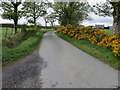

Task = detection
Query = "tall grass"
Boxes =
[2,31,46,65]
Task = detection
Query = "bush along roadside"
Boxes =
[55,25,120,70]
[2,30,47,66]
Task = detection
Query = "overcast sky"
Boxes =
[0,0,113,26]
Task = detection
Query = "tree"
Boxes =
[22,2,51,26]
[1,0,22,34]
[52,2,91,26]
[47,13,57,28]
[93,0,120,35]
[43,14,49,29]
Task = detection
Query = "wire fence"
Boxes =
[2,27,21,37]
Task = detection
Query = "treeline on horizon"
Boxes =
[0,24,59,29]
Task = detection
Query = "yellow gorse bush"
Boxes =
[56,24,120,56]
[98,35,120,56]
[29,24,34,26]
[28,24,39,31]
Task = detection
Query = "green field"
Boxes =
[0,27,112,36]
[0,27,21,37]
[104,29,112,35]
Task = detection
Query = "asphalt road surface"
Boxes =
[2,31,118,88]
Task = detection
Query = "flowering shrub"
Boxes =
[28,24,39,31]
[29,24,35,27]
[98,35,120,56]
[56,24,120,56]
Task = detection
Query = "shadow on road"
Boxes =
[2,50,47,88]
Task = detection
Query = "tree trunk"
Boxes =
[34,17,36,26]
[112,16,120,35]
[33,2,36,26]
[51,22,53,29]
[13,3,18,34]
[14,19,18,34]
[111,2,120,35]
[45,22,47,29]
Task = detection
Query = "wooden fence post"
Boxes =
[5,27,8,37]
[11,27,13,36]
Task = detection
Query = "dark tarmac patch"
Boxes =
[2,51,47,88]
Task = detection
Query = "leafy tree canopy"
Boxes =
[52,1,92,26]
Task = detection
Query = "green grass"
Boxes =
[104,29,112,35]
[0,27,21,37]
[0,27,54,37]
[56,32,120,70]
[40,28,55,31]
[2,30,50,66]
[2,33,25,48]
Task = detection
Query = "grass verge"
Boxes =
[56,32,120,70]
[2,30,50,66]
[104,29,112,35]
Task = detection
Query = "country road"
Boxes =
[2,31,118,88]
